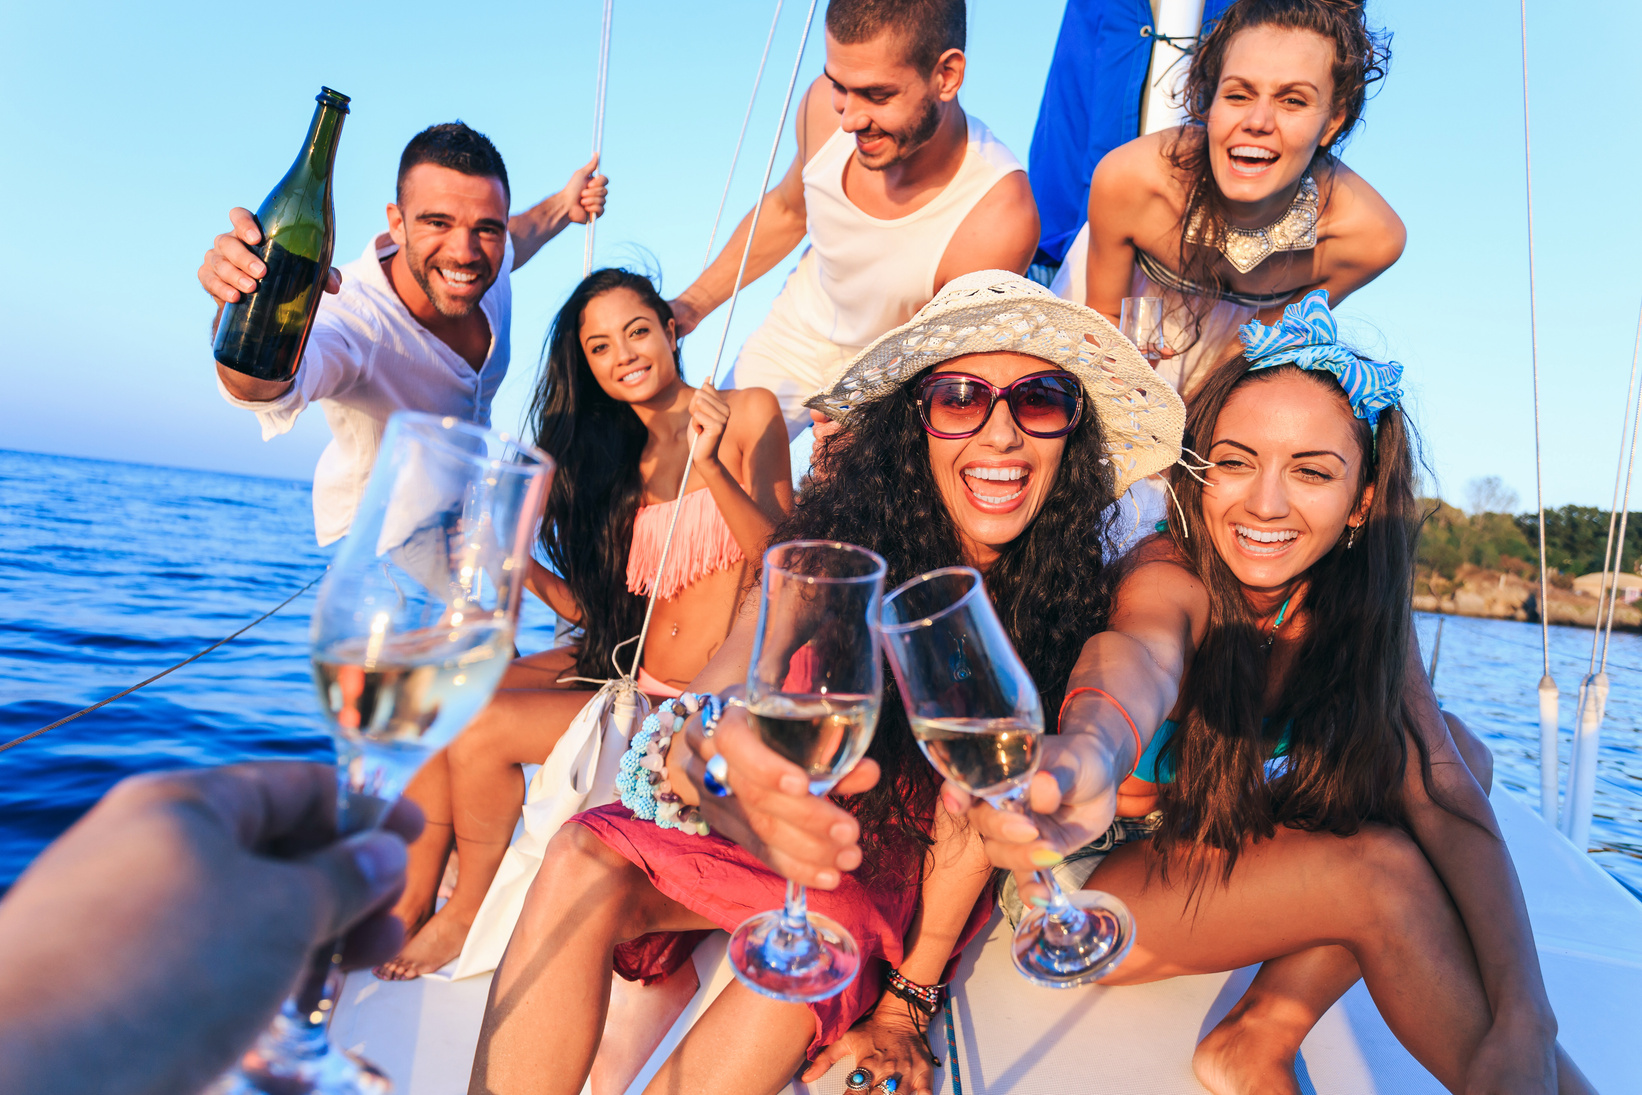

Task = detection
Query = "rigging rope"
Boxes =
[1598,304,1642,674]
[582,0,616,277]
[1518,0,1560,823]
[625,0,821,681]
[701,0,786,272]
[1587,303,1642,675]
[0,573,324,755]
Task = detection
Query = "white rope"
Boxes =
[1599,304,1642,673]
[1519,0,1559,823]
[1587,304,1642,674]
[702,0,786,273]
[582,0,615,277]
[626,0,821,680]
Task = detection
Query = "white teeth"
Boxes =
[964,466,1026,482]
[1235,524,1298,544]
[1229,145,1277,160]
[620,367,648,384]
[440,268,477,284]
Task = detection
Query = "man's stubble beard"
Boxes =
[403,238,495,319]
[861,94,943,173]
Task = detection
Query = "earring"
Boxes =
[1346,523,1359,549]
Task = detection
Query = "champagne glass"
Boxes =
[880,567,1134,988]
[216,412,552,1095]
[1119,295,1167,366]
[727,540,886,1002]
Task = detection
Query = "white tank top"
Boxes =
[783,112,1024,348]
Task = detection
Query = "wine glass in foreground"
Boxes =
[217,412,552,1095]
[1119,295,1167,366]
[880,566,1134,988]
[728,540,886,1003]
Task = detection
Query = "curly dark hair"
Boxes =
[527,269,682,680]
[1166,0,1391,348]
[776,368,1121,881]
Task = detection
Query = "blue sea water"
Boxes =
[1,447,1639,899]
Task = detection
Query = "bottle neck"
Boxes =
[295,102,345,185]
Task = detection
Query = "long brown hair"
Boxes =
[1151,358,1464,883]
[1165,0,1390,347]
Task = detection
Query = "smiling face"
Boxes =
[578,287,681,405]
[824,31,959,171]
[923,352,1071,570]
[1200,369,1372,596]
[1206,25,1346,210]
[387,164,510,318]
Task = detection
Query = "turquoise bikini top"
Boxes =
[1133,718,1293,784]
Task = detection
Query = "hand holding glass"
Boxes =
[215,412,552,1095]
[880,567,1134,987]
[728,540,886,1003]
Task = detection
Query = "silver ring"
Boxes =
[875,1078,900,1093]
[844,1068,871,1091]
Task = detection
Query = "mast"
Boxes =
[1139,0,1207,135]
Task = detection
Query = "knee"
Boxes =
[523,825,652,932]
[1348,825,1447,925]
[1443,711,1494,795]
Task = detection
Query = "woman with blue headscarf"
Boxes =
[951,292,1595,1094]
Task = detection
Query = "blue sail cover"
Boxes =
[1028,0,1233,266]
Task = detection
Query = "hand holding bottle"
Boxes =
[200,207,342,308]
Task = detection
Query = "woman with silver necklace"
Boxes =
[1053,0,1406,401]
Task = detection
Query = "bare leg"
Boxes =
[1191,711,1500,1093]
[469,824,717,1095]
[589,966,702,1095]
[374,752,455,977]
[377,686,601,979]
[639,980,815,1095]
[1089,824,1515,1092]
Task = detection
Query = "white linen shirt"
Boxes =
[218,231,513,545]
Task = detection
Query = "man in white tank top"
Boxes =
[667,0,1040,438]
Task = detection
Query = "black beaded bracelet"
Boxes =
[885,967,946,1017]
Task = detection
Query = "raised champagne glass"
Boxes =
[214,412,552,1095]
[727,540,886,1002]
[1119,295,1167,367]
[880,566,1134,988]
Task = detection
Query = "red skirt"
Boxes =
[571,802,992,1056]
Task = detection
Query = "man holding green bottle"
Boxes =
[199,121,608,545]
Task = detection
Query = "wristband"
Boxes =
[1058,686,1144,779]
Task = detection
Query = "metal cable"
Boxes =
[582,0,616,277]
[1587,322,1638,674]
[0,573,324,755]
[1599,304,1642,672]
[627,0,821,680]
[701,0,785,273]
[1520,0,1549,678]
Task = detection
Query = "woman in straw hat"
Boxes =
[949,293,1594,1094]
[466,270,1185,1095]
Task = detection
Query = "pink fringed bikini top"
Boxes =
[625,488,745,601]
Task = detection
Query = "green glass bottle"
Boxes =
[213,87,350,382]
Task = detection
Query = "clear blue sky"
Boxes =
[0,0,1635,511]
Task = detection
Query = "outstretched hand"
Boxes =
[199,207,342,307]
[942,733,1120,900]
[677,701,879,890]
[0,762,420,1095]
[562,153,609,224]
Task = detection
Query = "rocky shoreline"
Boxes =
[1414,565,1641,630]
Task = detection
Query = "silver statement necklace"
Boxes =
[1186,174,1319,275]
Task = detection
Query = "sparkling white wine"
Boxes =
[911,715,1042,799]
[214,87,349,382]
[312,620,512,762]
[747,693,879,793]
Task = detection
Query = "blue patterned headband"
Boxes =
[1237,290,1403,430]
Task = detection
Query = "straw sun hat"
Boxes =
[804,269,1186,498]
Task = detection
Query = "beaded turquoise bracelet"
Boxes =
[616,693,711,836]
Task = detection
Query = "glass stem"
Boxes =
[995,790,1087,927]
[781,879,809,931]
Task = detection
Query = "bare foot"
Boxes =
[372,904,475,981]
[1192,1006,1304,1095]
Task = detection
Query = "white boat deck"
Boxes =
[332,787,1642,1094]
